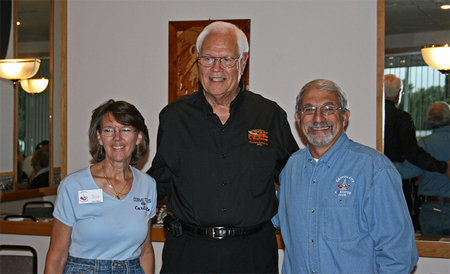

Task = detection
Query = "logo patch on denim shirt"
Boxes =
[133,197,152,211]
[335,176,354,196]
[248,129,268,146]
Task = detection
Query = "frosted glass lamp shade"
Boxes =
[421,44,450,75]
[20,78,49,94]
[0,59,41,81]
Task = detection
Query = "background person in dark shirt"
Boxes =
[27,149,49,189]
[383,74,450,229]
[148,21,298,273]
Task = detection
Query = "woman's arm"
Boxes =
[44,218,72,274]
[139,221,155,274]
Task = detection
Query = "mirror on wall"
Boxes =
[384,0,450,236]
[0,0,66,201]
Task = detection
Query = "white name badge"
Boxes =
[78,189,103,204]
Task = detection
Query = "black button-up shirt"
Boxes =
[148,82,299,227]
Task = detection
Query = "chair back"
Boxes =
[22,201,54,218]
[0,245,38,274]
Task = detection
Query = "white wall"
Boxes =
[66,0,378,174]
[0,8,15,173]
[65,0,377,273]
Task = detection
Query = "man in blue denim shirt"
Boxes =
[272,79,418,273]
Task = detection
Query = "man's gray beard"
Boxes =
[307,123,334,146]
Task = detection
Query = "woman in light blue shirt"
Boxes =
[45,100,157,274]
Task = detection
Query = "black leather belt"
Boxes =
[425,196,450,203]
[179,220,264,239]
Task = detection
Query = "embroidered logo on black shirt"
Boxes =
[248,129,268,146]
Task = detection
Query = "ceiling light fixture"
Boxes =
[421,44,450,75]
[0,59,49,93]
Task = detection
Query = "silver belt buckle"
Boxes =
[209,227,226,239]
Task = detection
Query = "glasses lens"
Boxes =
[221,57,236,68]
[199,57,213,67]
[321,106,337,115]
[301,107,315,115]
[120,128,134,137]
[101,128,114,137]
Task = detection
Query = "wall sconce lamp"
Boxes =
[421,44,450,75]
[0,58,49,93]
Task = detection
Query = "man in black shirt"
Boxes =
[148,21,298,273]
[384,74,450,224]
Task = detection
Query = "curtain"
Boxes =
[19,57,50,157]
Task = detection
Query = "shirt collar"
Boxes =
[432,126,450,134]
[197,81,246,116]
[306,132,350,166]
[35,166,50,177]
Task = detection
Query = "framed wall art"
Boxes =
[168,19,250,103]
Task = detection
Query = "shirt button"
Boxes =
[313,180,316,183]
[310,239,313,243]
[311,209,315,213]
[221,207,226,212]
[222,182,226,186]
[222,154,225,158]
[312,271,316,273]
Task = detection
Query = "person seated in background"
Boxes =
[395,101,450,235]
[27,150,50,189]
[23,140,50,182]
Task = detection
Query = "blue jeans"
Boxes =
[419,202,450,236]
[64,256,144,274]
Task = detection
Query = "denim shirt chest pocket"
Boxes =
[323,198,359,242]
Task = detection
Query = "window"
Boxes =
[385,53,449,137]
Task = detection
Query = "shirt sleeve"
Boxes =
[399,113,447,174]
[273,109,299,184]
[364,164,418,273]
[147,115,173,201]
[393,160,423,179]
[147,176,158,219]
[271,184,282,228]
[53,177,77,227]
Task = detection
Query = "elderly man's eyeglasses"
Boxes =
[300,105,346,116]
[100,127,138,137]
[198,56,240,68]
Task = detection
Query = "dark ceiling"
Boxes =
[386,0,450,35]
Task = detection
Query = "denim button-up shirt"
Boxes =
[273,132,418,274]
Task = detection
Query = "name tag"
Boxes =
[78,189,103,204]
